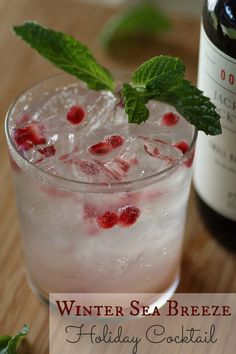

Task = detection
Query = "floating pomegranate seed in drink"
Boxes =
[66,105,86,125]
[38,145,56,158]
[88,141,113,155]
[105,134,124,148]
[14,123,46,150]
[162,112,179,126]
[175,141,189,154]
[97,211,118,229]
[118,206,141,227]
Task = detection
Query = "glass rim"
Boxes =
[5,73,198,193]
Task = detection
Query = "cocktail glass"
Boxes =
[5,74,197,305]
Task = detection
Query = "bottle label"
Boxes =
[194,24,236,221]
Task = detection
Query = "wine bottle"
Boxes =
[194,0,236,251]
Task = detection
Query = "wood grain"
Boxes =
[0,1,235,353]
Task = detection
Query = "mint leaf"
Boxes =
[0,325,29,354]
[123,56,221,135]
[158,80,222,135]
[121,84,149,124]
[100,3,171,47]
[132,56,185,92]
[13,22,115,92]
[0,337,11,352]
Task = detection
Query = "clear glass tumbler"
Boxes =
[5,75,197,304]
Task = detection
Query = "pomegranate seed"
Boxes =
[25,124,46,144]
[66,105,86,125]
[144,144,160,157]
[185,149,195,168]
[174,141,194,168]
[175,141,189,154]
[35,157,44,164]
[59,153,69,161]
[14,128,33,150]
[14,124,46,150]
[118,206,141,227]
[88,142,112,155]
[106,135,124,149]
[162,112,179,126]
[38,145,56,158]
[97,211,118,229]
[115,158,130,173]
[79,160,100,175]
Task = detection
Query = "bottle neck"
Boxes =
[203,0,236,59]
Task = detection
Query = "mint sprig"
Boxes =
[13,22,115,91]
[132,56,185,92]
[100,3,171,47]
[0,325,29,354]
[13,22,221,135]
[122,83,149,124]
[122,56,221,135]
[157,80,222,135]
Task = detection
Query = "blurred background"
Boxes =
[0,0,204,122]
[84,0,204,15]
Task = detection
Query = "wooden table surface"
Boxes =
[0,1,236,353]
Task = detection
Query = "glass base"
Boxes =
[150,273,180,310]
[27,271,180,311]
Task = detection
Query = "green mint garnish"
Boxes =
[122,83,149,124]
[13,22,221,135]
[100,3,171,47]
[131,56,185,92]
[122,56,222,135]
[0,325,29,354]
[13,22,115,92]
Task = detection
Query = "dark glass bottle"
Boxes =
[194,0,236,252]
